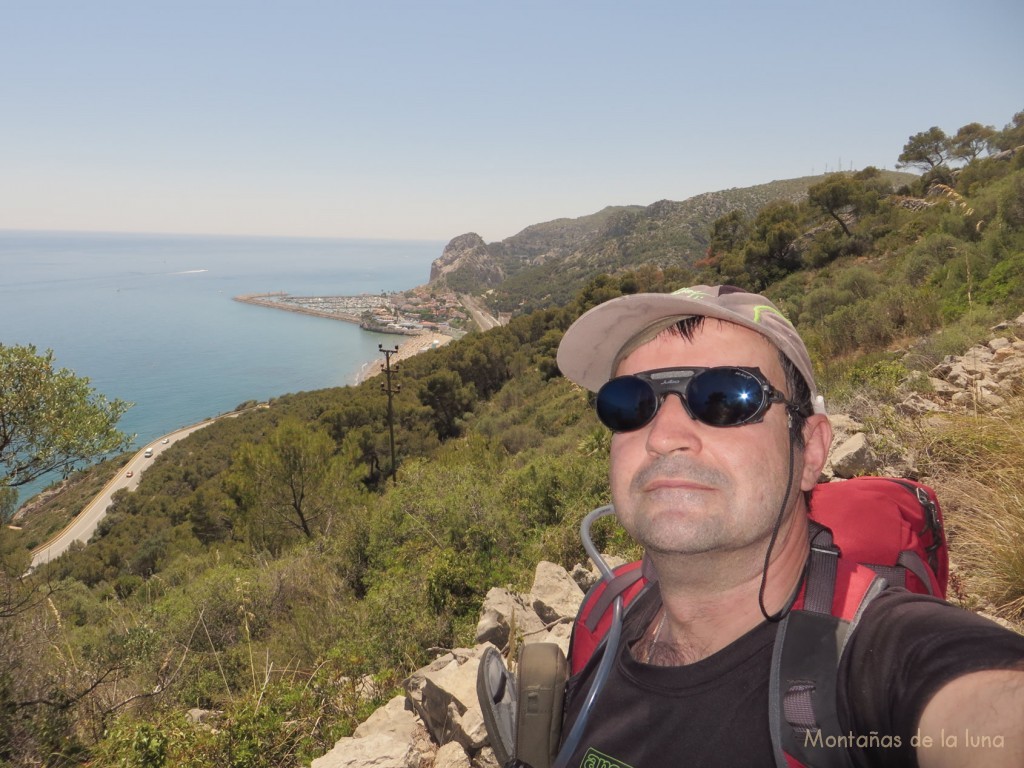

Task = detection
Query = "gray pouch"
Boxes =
[477,643,568,768]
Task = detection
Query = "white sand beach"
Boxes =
[356,333,454,383]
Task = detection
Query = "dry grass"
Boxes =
[918,399,1024,630]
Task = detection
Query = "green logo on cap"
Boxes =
[751,304,795,328]
[671,287,711,299]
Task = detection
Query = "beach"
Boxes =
[355,333,454,382]
[233,291,461,385]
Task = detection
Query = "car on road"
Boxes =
[162,438,170,444]
[144,449,153,458]
[126,470,134,478]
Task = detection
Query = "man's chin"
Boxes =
[635,519,723,557]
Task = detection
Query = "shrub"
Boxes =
[921,404,1024,625]
[997,172,1024,230]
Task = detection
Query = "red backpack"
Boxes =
[568,476,948,768]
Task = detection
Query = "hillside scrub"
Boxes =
[919,403,1024,621]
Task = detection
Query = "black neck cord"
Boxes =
[757,419,801,622]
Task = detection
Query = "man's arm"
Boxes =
[915,668,1024,768]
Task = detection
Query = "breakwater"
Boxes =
[233,292,417,335]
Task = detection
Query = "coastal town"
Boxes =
[233,289,476,337]
[232,289,509,376]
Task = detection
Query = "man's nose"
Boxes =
[645,392,703,455]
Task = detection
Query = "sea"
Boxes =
[0,230,444,508]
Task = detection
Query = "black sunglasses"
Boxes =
[595,366,796,432]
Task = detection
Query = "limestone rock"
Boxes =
[896,393,944,416]
[472,747,502,768]
[989,337,1012,352]
[571,553,628,592]
[530,561,584,625]
[927,377,958,396]
[475,587,545,648]
[570,563,597,592]
[403,647,485,750]
[535,618,573,655]
[353,696,419,742]
[429,233,504,287]
[310,732,424,768]
[829,433,880,478]
[434,742,473,768]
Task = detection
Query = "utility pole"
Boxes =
[379,344,400,484]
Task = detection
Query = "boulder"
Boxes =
[995,357,1024,384]
[829,433,880,478]
[962,345,995,367]
[896,393,944,416]
[989,337,1012,352]
[943,362,979,389]
[309,732,424,768]
[434,741,473,768]
[353,696,419,742]
[536,619,573,655]
[927,377,959,396]
[473,747,502,768]
[571,553,628,592]
[403,647,487,751]
[529,561,585,626]
[475,587,545,648]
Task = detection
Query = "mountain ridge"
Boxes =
[427,171,916,311]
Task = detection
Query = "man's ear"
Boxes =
[798,414,832,491]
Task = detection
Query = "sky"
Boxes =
[2,0,1021,244]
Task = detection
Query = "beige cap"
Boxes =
[556,285,822,410]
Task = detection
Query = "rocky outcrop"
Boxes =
[823,314,1024,479]
[428,234,505,287]
[924,329,1024,412]
[311,695,433,768]
[309,560,593,768]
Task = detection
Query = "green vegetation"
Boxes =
[433,176,921,315]
[1,109,1022,766]
[0,344,133,509]
[919,402,1024,619]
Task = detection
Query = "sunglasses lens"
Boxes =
[687,368,765,426]
[596,376,659,432]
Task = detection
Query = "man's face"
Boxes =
[608,320,802,562]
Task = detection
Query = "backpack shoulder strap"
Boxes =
[770,523,888,768]
[568,559,654,676]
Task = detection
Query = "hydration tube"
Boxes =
[553,504,625,768]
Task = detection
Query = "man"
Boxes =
[554,285,1024,767]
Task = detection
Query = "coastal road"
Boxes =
[28,418,222,571]
[460,294,503,331]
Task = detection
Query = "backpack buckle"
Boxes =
[915,486,942,535]
[810,542,840,557]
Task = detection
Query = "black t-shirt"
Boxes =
[560,588,1024,768]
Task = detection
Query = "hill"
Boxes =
[427,172,916,312]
